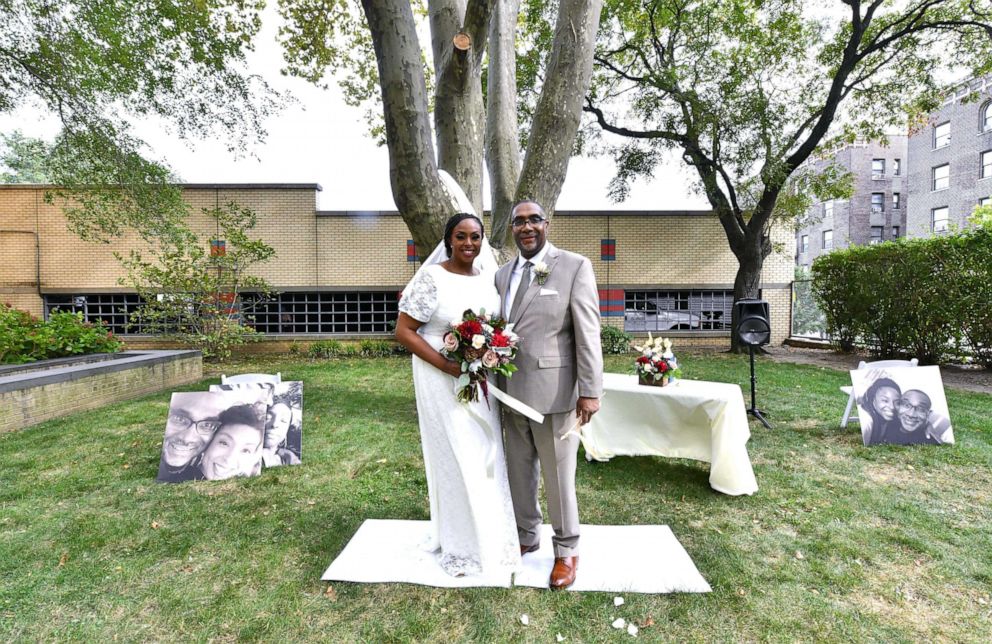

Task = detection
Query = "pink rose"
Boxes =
[482,350,499,369]
[443,332,458,351]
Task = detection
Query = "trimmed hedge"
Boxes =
[811,225,992,366]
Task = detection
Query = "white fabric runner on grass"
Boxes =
[321,520,710,594]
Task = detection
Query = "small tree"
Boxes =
[118,204,276,362]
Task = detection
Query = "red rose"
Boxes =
[656,360,668,373]
[636,356,650,364]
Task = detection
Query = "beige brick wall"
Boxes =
[0,354,202,433]
[0,185,796,345]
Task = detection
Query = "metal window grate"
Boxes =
[624,289,737,332]
[243,291,399,334]
[43,293,147,335]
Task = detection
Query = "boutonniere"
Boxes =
[532,261,550,285]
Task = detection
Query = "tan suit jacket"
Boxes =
[496,243,604,413]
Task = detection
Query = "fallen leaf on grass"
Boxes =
[151,521,160,529]
[122,464,130,470]
[795,551,805,560]
[639,617,655,628]
[324,586,337,601]
[58,552,68,567]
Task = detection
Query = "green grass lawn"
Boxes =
[1,352,990,642]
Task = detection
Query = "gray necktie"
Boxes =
[509,261,532,318]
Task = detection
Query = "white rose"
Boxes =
[471,334,486,349]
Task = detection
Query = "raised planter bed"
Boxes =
[0,350,202,433]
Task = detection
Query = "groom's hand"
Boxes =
[576,397,600,425]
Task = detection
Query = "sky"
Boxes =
[1,9,707,213]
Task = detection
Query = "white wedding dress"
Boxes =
[399,263,521,578]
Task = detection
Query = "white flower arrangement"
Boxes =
[532,260,550,285]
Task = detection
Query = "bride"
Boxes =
[395,213,521,578]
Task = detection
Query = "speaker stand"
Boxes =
[747,345,772,429]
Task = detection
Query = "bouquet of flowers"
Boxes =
[441,308,519,403]
[633,334,681,386]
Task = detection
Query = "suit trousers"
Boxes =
[502,408,580,558]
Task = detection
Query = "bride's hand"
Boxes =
[440,358,463,378]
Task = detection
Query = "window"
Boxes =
[982,102,992,132]
[934,121,950,148]
[243,291,399,334]
[932,163,950,191]
[892,192,901,210]
[892,226,900,239]
[980,196,991,207]
[982,150,992,180]
[824,200,834,218]
[44,293,147,335]
[871,192,884,213]
[871,159,885,179]
[822,230,833,250]
[799,235,809,254]
[893,159,901,176]
[870,226,883,244]
[931,207,949,233]
[623,289,736,332]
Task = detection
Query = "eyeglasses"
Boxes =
[511,215,546,228]
[896,400,930,415]
[168,413,221,435]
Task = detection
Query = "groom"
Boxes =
[496,199,603,590]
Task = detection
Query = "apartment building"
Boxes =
[906,75,992,236]
[795,137,908,268]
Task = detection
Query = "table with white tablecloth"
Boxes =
[581,373,758,496]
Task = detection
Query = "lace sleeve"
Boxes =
[399,269,438,323]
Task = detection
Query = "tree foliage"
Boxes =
[0,0,281,242]
[0,131,52,183]
[117,204,276,362]
[579,0,992,347]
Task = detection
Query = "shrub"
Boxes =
[0,304,123,364]
[812,225,983,364]
[307,339,343,359]
[359,339,394,357]
[600,325,632,355]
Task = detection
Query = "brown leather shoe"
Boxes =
[549,556,578,590]
[520,543,539,556]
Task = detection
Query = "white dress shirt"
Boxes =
[505,243,550,318]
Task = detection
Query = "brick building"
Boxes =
[906,75,992,236]
[0,183,795,346]
[795,137,908,268]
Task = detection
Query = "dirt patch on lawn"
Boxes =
[764,345,992,395]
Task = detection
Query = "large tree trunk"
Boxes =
[513,0,603,242]
[432,0,492,216]
[485,0,521,249]
[361,0,450,256]
[727,212,774,352]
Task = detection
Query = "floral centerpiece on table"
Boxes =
[442,309,519,403]
[633,334,681,386]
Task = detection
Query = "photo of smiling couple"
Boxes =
[395,200,604,590]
